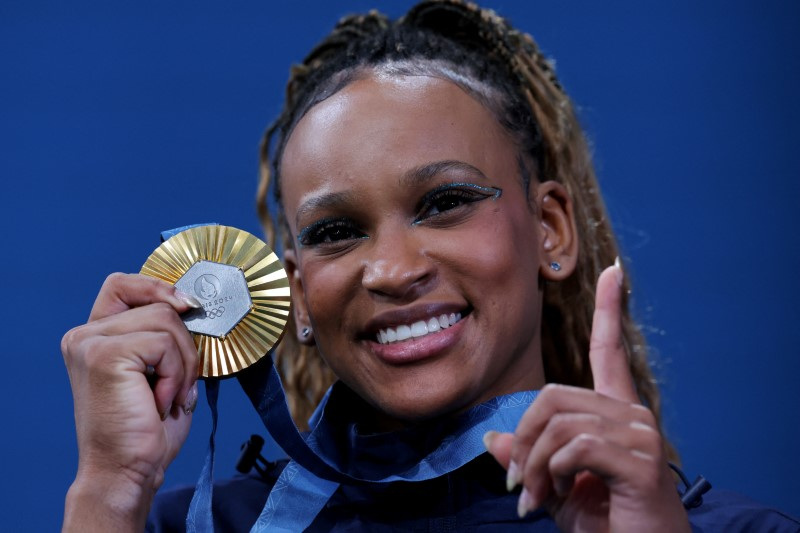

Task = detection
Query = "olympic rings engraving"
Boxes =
[205,306,226,319]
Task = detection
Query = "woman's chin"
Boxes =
[362,385,476,427]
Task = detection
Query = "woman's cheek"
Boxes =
[303,259,358,328]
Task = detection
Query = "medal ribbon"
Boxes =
[238,358,537,531]
[183,356,536,532]
[185,380,219,533]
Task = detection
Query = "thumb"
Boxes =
[90,273,202,321]
[589,259,638,403]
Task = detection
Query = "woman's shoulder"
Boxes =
[687,489,799,532]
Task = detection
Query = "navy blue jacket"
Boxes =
[148,452,798,532]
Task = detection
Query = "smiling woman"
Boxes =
[58,1,798,531]
[281,75,555,422]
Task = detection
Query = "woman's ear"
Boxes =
[283,247,315,345]
[536,181,578,281]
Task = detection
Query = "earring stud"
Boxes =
[550,261,562,272]
[301,327,311,338]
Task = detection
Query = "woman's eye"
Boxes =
[415,184,502,223]
[298,218,366,247]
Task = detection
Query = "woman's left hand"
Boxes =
[484,264,690,532]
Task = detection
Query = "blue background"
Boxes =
[1,1,798,529]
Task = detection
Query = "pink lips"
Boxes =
[366,314,466,365]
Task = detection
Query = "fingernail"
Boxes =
[506,460,522,492]
[175,289,202,309]
[517,487,535,518]
[482,430,498,451]
[613,256,624,286]
[160,404,172,421]
[183,382,198,415]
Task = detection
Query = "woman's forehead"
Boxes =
[280,74,519,208]
[286,74,491,146]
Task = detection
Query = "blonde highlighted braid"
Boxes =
[255,0,674,460]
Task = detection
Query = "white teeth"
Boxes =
[376,312,464,345]
[411,321,427,337]
[396,325,412,342]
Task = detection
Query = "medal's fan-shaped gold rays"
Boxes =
[140,225,290,378]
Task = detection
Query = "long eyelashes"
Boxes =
[297,217,366,247]
[420,182,503,201]
[413,182,502,225]
[297,182,502,248]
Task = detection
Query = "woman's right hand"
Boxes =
[61,273,202,532]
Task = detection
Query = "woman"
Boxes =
[60,1,797,531]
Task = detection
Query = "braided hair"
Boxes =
[256,0,673,459]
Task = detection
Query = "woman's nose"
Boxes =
[361,228,434,300]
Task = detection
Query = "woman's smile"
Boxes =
[375,311,462,345]
[363,303,468,364]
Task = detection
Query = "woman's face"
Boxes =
[281,73,566,422]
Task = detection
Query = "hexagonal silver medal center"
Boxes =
[175,260,252,338]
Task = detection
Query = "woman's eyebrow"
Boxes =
[401,160,490,188]
[295,190,356,226]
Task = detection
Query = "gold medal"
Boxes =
[140,225,290,378]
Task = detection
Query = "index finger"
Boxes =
[588,260,638,403]
[89,273,201,322]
